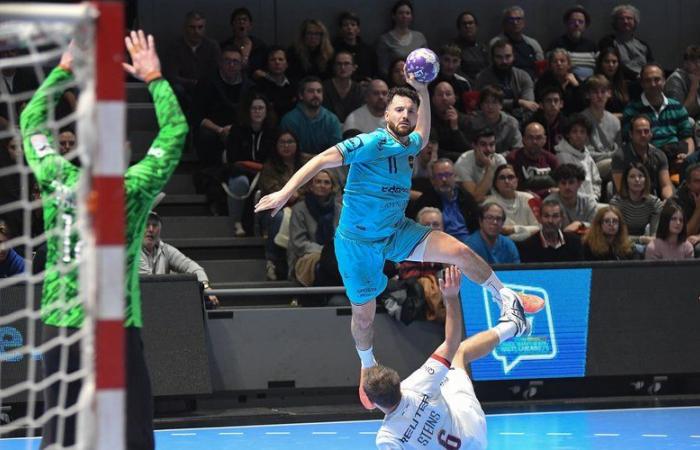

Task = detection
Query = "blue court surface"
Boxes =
[4,406,699,449]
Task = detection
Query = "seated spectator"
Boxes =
[488,6,544,80]
[527,85,565,154]
[609,162,662,245]
[387,58,408,89]
[259,130,312,279]
[622,64,694,169]
[253,46,297,118]
[193,45,254,167]
[220,7,267,75]
[343,79,388,133]
[225,93,277,237]
[535,48,584,114]
[673,163,700,254]
[507,122,559,198]
[280,76,342,154]
[547,5,597,80]
[397,207,444,280]
[333,11,377,82]
[162,11,220,114]
[452,10,489,84]
[287,19,334,81]
[287,170,341,285]
[140,212,218,306]
[376,0,427,77]
[517,199,583,262]
[665,45,700,120]
[322,51,364,123]
[594,47,631,117]
[407,158,480,242]
[430,81,470,161]
[612,115,673,200]
[58,129,76,156]
[411,135,438,196]
[582,206,635,260]
[464,203,520,264]
[546,163,598,233]
[429,44,471,111]
[0,220,24,278]
[454,127,507,202]
[475,39,537,120]
[0,48,39,127]
[465,85,522,155]
[555,114,602,200]
[580,75,621,180]
[645,200,695,260]
[598,4,653,81]
[484,164,540,242]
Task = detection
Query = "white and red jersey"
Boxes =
[376,355,486,450]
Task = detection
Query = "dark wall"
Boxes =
[139,0,700,71]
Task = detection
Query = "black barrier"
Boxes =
[0,275,212,401]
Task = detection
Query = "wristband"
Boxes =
[144,70,162,83]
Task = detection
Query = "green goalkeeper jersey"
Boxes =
[20,67,188,328]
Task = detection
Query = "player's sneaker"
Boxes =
[499,287,545,314]
[498,288,530,337]
[359,368,376,410]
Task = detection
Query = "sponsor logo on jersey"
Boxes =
[344,136,364,153]
[31,134,56,157]
[147,147,165,158]
[381,185,409,194]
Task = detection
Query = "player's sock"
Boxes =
[493,321,518,343]
[481,272,505,305]
[357,346,377,368]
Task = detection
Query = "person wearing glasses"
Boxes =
[488,6,543,80]
[322,51,364,123]
[452,10,488,84]
[484,164,540,242]
[582,205,635,261]
[547,5,597,80]
[465,203,520,264]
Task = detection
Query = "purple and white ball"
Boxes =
[405,48,440,83]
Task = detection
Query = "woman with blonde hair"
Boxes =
[287,19,334,80]
[582,205,634,260]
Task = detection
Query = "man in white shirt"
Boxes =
[364,266,534,450]
[343,79,389,132]
[454,128,507,202]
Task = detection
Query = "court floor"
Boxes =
[3,406,699,449]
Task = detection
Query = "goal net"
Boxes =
[0,3,119,449]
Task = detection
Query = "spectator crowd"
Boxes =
[2,2,700,297]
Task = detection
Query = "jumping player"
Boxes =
[255,70,543,409]
[365,265,530,449]
[21,31,187,449]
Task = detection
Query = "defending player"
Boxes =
[365,266,529,449]
[255,70,543,409]
[20,31,187,449]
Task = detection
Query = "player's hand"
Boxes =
[255,190,292,217]
[58,41,74,71]
[123,30,161,82]
[439,266,462,302]
[403,66,427,92]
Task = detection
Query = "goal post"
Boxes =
[0,3,125,450]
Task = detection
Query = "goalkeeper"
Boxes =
[20,30,187,449]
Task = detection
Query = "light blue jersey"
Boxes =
[336,128,423,241]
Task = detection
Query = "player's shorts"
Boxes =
[441,367,488,449]
[334,217,431,305]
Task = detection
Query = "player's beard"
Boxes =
[387,119,415,138]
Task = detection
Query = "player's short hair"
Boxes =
[387,86,420,108]
[552,163,586,182]
[363,365,401,408]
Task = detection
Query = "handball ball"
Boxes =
[405,48,440,83]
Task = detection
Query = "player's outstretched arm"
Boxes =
[123,30,162,83]
[433,266,464,363]
[254,146,343,217]
[404,70,431,149]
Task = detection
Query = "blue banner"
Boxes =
[460,268,591,380]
